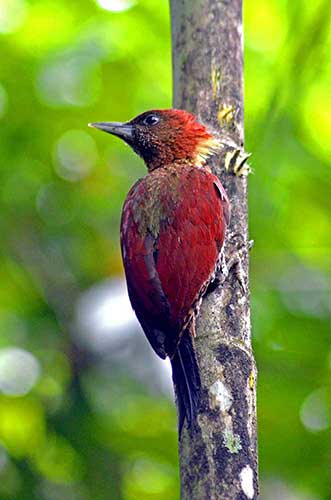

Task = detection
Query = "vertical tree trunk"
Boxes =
[170,1,259,499]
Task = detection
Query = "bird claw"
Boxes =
[206,243,248,295]
[224,148,252,177]
[205,251,227,295]
[233,258,247,294]
[216,240,250,293]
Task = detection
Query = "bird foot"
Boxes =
[224,147,252,177]
[205,252,228,294]
[225,238,254,292]
[206,239,253,295]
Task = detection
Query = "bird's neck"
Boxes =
[145,135,222,172]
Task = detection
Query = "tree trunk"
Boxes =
[170,1,259,499]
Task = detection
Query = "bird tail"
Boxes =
[171,332,201,435]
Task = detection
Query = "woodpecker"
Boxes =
[90,110,230,433]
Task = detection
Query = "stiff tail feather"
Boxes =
[171,332,201,434]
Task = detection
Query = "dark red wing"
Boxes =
[120,168,229,358]
[155,169,228,333]
[121,181,171,358]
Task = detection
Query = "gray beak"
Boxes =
[88,121,133,141]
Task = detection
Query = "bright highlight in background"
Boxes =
[0,348,40,396]
[300,387,331,432]
[95,0,136,13]
[54,129,98,181]
[92,290,135,330]
[75,279,138,352]
[0,0,27,34]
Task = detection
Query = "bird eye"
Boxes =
[142,115,160,126]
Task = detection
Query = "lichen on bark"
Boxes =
[170,1,259,498]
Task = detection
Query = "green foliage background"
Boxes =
[0,0,330,498]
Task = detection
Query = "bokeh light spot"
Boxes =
[0,0,27,34]
[36,55,101,108]
[123,456,176,498]
[91,288,134,330]
[300,387,331,432]
[54,130,98,182]
[75,279,137,352]
[16,3,74,53]
[0,398,45,456]
[0,348,40,396]
[245,0,286,55]
[95,0,136,13]
[34,434,84,484]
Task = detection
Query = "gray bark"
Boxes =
[170,1,259,499]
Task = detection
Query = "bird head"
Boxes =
[89,109,221,171]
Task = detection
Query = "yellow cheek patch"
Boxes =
[194,136,222,167]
